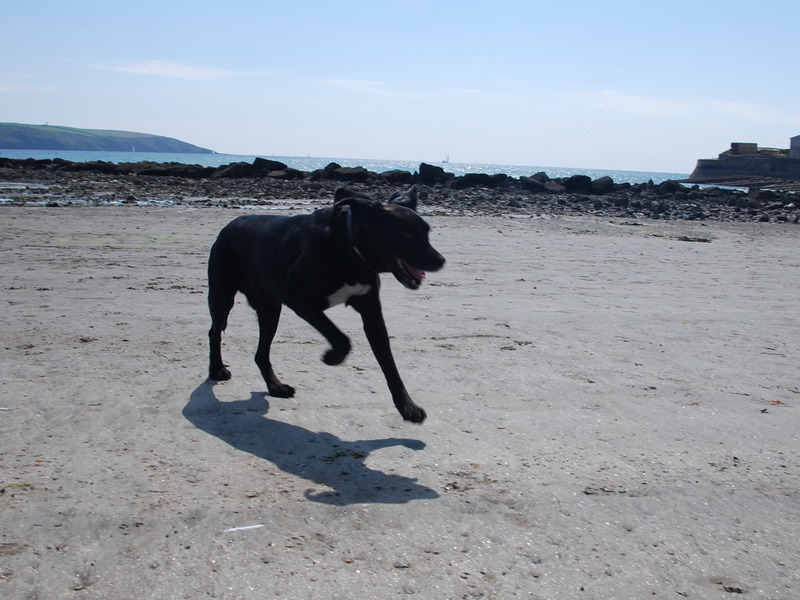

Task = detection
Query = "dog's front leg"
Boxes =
[290,306,352,366]
[349,295,426,423]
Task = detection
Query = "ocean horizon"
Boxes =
[0,149,690,185]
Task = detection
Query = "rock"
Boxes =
[267,169,304,180]
[136,163,215,178]
[612,196,630,208]
[1,156,798,222]
[329,166,371,182]
[60,160,118,174]
[211,162,255,178]
[653,200,670,214]
[379,169,415,185]
[449,173,494,189]
[755,189,780,201]
[562,174,592,192]
[519,176,546,192]
[307,162,343,181]
[544,180,566,193]
[489,173,511,187]
[657,179,684,194]
[418,162,452,185]
[590,176,615,194]
[252,157,288,175]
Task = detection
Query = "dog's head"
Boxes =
[332,186,445,289]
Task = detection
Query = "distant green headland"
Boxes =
[0,122,213,153]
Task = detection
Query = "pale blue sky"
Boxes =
[2,0,799,172]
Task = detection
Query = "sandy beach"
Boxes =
[1,203,799,599]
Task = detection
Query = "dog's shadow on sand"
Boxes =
[183,381,438,505]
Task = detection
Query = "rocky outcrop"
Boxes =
[1,157,798,222]
[418,162,453,186]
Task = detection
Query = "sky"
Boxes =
[2,0,799,173]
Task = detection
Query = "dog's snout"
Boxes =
[428,251,446,272]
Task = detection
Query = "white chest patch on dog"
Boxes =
[327,283,371,307]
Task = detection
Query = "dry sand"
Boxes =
[1,205,798,599]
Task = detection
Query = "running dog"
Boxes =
[207,186,445,423]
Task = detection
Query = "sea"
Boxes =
[0,149,689,185]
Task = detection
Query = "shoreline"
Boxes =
[2,156,799,222]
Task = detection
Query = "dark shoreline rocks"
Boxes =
[1,157,798,223]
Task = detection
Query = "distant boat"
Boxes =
[442,154,450,164]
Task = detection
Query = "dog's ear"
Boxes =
[388,185,418,212]
[331,193,379,246]
[333,187,373,205]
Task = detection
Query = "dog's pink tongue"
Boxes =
[402,260,426,282]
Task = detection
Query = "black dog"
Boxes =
[207,186,445,423]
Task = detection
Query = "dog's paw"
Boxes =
[209,366,232,381]
[268,382,296,398]
[400,403,427,424]
[322,346,349,366]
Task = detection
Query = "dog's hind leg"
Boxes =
[255,304,295,398]
[207,247,237,381]
[208,294,235,381]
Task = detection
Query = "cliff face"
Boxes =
[0,122,213,153]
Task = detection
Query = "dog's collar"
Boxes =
[344,207,366,262]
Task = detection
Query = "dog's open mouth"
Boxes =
[392,258,426,289]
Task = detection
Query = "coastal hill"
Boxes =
[0,122,213,153]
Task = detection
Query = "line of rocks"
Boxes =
[1,157,798,223]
